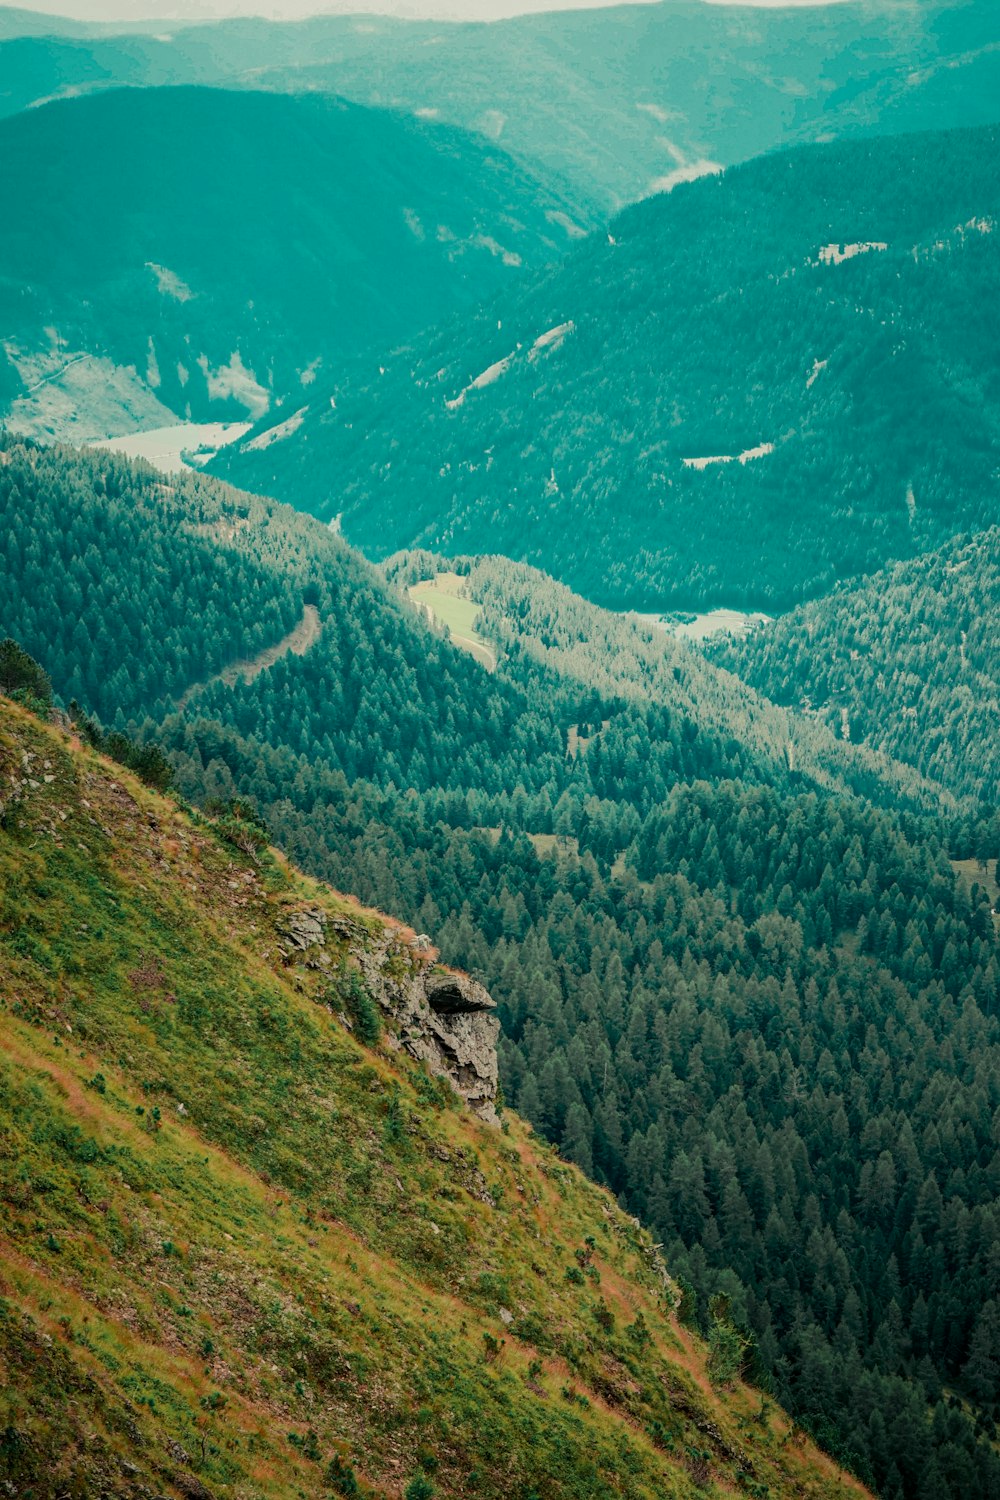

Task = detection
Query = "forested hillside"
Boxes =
[1,0,998,210]
[2,436,999,1496]
[391,552,949,815]
[0,436,940,810]
[715,526,1000,808]
[3,5,999,1495]
[0,86,585,441]
[219,124,1000,611]
[0,697,871,1500]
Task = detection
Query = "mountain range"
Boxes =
[0,85,586,443]
[3,432,999,1497]
[218,122,1000,610]
[1,0,998,209]
[2,6,1000,1497]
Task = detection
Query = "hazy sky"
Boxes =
[14,0,856,22]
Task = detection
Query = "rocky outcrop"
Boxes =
[280,906,327,953]
[275,903,500,1124]
[381,966,499,1125]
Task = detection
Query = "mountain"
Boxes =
[0,33,155,115]
[217,123,1000,612]
[243,0,1000,212]
[0,5,118,36]
[1,0,998,211]
[0,694,874,1500]
[389,550,950,814]
[0,433,942,812]
[0,85,587,442]
[3,435,1000,1497]
[715,524,1000,808]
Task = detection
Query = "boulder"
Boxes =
[366,955,500,1125]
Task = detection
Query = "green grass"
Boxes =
[0,699,869,1500]
[409,573,496,670]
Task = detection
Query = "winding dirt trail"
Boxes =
[177,604,322,710]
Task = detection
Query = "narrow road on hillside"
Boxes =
[177,604,322,710]
[24,353,94,394]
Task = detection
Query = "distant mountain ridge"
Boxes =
[217,122,1000,611]
[0,84,587,442]
[0,0,998,210]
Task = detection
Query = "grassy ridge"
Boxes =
[0,700,867,1499]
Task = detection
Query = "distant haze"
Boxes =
[8,0,857,23]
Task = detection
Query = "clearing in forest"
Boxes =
[408,571,496,670]
[950,856,1000,928]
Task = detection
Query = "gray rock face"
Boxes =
[279,906,327,954]
[424,970,493,1014]
[277,903,500,1124]
[360,941,500,1126]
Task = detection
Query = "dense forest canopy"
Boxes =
[0,86,585,441]
[219,123,1000,611]
[714,525,1000,808]
[2,437,1000,1497]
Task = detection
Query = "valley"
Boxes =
[220,124,1000,612]
[628,607,774,642]
[4,437,998,1500]
[672,610,771,642]
[1,6,999,1498]
[92,420,251,474]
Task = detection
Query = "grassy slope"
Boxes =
[408,573,496,671]
[0,699,868,1500]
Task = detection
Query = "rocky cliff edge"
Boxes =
[278,903,500,1123]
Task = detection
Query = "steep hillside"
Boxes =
[1,0,998,210]
[0,696,873,1498]
[387,551,949,813]
[0,86,586,442]
[219,124,1000,611]
[715,525,1000,808]
[6,438,1000,1494]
